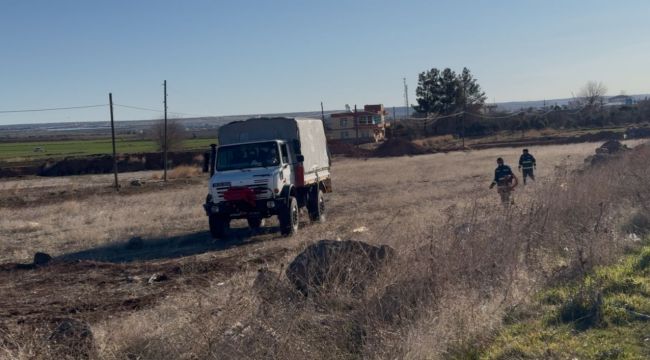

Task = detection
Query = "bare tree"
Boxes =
[150,118,187,152]
[578,81,608,108]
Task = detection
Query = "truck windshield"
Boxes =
[216,142,280,171]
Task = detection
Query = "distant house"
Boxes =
[326,104,387,143]
[606,95,634,106]
[484,103,499,114]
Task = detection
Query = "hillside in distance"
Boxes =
[2,94,648,140]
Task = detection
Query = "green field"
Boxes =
[0,138,216,162]
[478,238,650,359]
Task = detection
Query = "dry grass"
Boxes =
[168,165,202,179]
[0,140,648,359]
[150,165,203,180]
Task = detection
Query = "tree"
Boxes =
[414,67,486,115]
[150,118,186,152]
[458,67,487,112]
[578,81,607,108]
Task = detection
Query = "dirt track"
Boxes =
[0,242,288,326]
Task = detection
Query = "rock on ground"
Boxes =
[286,240,395,296]
[33,252,52,266]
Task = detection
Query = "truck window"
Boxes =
[281,143,289,164]
[216,141,280,171]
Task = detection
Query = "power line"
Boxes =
[114,103,211,118]
[0,104,107,114]
[403,105,587,122]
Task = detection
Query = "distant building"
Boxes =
[606,94,634,106]
[484,103,499,114]
[326,104,387,143]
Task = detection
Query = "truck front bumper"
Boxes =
[203,198,286,219]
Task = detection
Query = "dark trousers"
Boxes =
[522,168,534,184]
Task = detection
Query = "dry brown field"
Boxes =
[0,140,647,359]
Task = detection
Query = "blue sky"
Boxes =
[1,0,649,125]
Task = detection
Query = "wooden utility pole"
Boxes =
[391,106,396,139]
[320,101,325,122]
[163,80,168,182]
[461,85,466,148]
[354,104,359,146]
[403,78,409,119]
[109,93,119,190]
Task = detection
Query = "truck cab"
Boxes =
[203,117,331,239]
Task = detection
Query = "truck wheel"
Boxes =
[308,188,325,222]
[279,196,299,236]
[247,216,265,230]
[208,214,230,239]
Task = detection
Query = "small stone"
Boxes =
[33,252,52,266]
[148,273,169,284]
[130,179,143,186]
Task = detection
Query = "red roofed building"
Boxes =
[326,104,387,143]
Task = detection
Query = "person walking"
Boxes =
[518,148,536,185]
[490,157,518,205]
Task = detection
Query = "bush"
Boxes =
[557,287,603,330]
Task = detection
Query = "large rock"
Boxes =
[597,139,628,154]
[585,140,630,166]
[286,240,395,296]
[33,252,52,266]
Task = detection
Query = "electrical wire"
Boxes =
[0,104,107,114]
[114,103,212,118]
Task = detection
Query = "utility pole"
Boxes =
[461,84,466,148]
[391,106,396,139]
[320,101,325,122]
[163,80,168,182]
[403,78,409,119]
[354,104,359,146]
[109,93,119,190]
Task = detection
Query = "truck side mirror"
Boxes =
[202,152,210,173]
[296,154,305,163]
[209,144,217,176]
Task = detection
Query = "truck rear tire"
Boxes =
[308,188,325,222]
[247,216,265,230]
[209,214,230,239]
[279,196,299,236]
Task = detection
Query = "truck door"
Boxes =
[280,143,291,187]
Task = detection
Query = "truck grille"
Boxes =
[215,179,271,201]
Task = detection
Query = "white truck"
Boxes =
[203,117,332,239]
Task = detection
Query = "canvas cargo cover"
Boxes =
[218,117,330,173]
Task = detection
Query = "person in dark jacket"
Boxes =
[489,157,518,205]
[518,148,536,185]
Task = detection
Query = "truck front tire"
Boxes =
[308,188,325,222]
[279,196,299,236]
[209,214,230,239]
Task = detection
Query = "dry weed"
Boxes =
[1,140,648,359]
